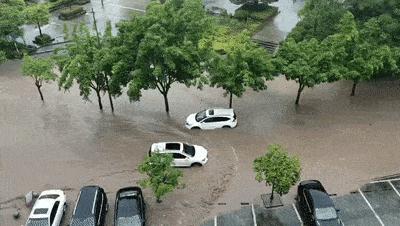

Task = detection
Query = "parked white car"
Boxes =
[26,190,67,226]
[185,108,237,130]
[149,142,208,167]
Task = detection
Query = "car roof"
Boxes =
[73,186,100,218]
[29,190,64,219]
[208,108,234,116]
[116,188,142,218]
[308,189,335,208]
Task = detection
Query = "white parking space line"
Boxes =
[388,181,400,198]
[358,189,385,226]
[108,3,146,12]
[251,204,257,226]
[370,178,400,184]
[214,215,217,226]
[292,203,303,226]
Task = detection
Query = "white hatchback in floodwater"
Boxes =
[149,142,208,167]
[25,190,67,226]
[185,108,237,130]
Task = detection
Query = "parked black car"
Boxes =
[114,187,146,226]
[70,186,108,226]
[297,180,343,226]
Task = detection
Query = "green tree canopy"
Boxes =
[24,3,50,37]
[275,37,337,105]
[138,153,183,203]
[209,31,275,108]
[116,0,213,113]
[254,144,301,201]
[22,55,55,101]
[289,0,346,42]
[0,0,25,38]
[324,12,395,96]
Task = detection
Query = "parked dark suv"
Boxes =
[297,180,343,226]
[70,186,108,226]
[114,187,146,226]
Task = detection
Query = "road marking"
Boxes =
[292,203,303,226]
[251,204,257,226]
[214,215,217,226]
[358,189,385,226]
[108,3,146,12]
[231,147,239,162]
[370,178,400,184]
[388,181,400,198]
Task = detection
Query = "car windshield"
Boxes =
[195,110,207,122]
[26,218,49,226]
[183,144,195,157]
[315,207,337,220]
[39,194,59,199]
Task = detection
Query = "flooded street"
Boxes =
[2,0,400,225]
[1,58,400,225]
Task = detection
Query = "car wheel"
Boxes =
[191,163,202,167]
[191,126,200,130]
[222,125,231,128]
[63,203,67,213]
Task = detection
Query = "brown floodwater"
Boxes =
[1,59,400,226]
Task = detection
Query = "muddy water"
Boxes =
[1,57,400,226]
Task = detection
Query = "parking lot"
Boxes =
[203,178,400,226]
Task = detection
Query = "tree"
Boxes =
[138,153,183,203]
[209,32,275,108]
[253,144,301,201]
[275,37,337,105]
[24,3,50,37]
[116,0,213,113]
[289,0,346,42]
[22,55,55,101]
[56,23,117,111]
[325,12,393,96]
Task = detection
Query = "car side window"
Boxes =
[203,117,214,123]
[172,153,186,159]
[215,117,230,122]
[50,201,60,226]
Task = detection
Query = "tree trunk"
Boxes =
[104,76,114,113]
[95,89,103,111]
[295,83,304,105]
[351,81,357,96]
[270,184,275,201]
[163,92,170,113]
[37,22,42,37]
[229,92,233,108]
[35,82,44,102]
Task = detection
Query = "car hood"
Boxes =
[193,146,208,160]
[186,114,197,125]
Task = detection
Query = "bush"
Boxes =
[0,40,29,59]
[59,6,86,20]
[33,34,54,46]
[234,3,278,21]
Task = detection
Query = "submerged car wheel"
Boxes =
[191,163,202,167]
[222,125,231,128]
[191,126,200,130]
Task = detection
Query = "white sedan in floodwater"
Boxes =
[149,142,208,167]
[26,190,67,226]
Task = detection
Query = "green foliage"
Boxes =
[138,153,183,202]
[0,51,6,64]
[289,0,346,42]
[275,37,337,104]
[33,33,53,46]
[116,0,213,112]
[59,6,85,20]
[0,0,26,38]
[22,55,55,101]
[253,144,301,199]
[234,3,278,21]
[24,3,51,37]
[324,12,395,95]
[209,32,275,107]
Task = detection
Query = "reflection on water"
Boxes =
[254,0,305,42]
[204,0,241,15]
